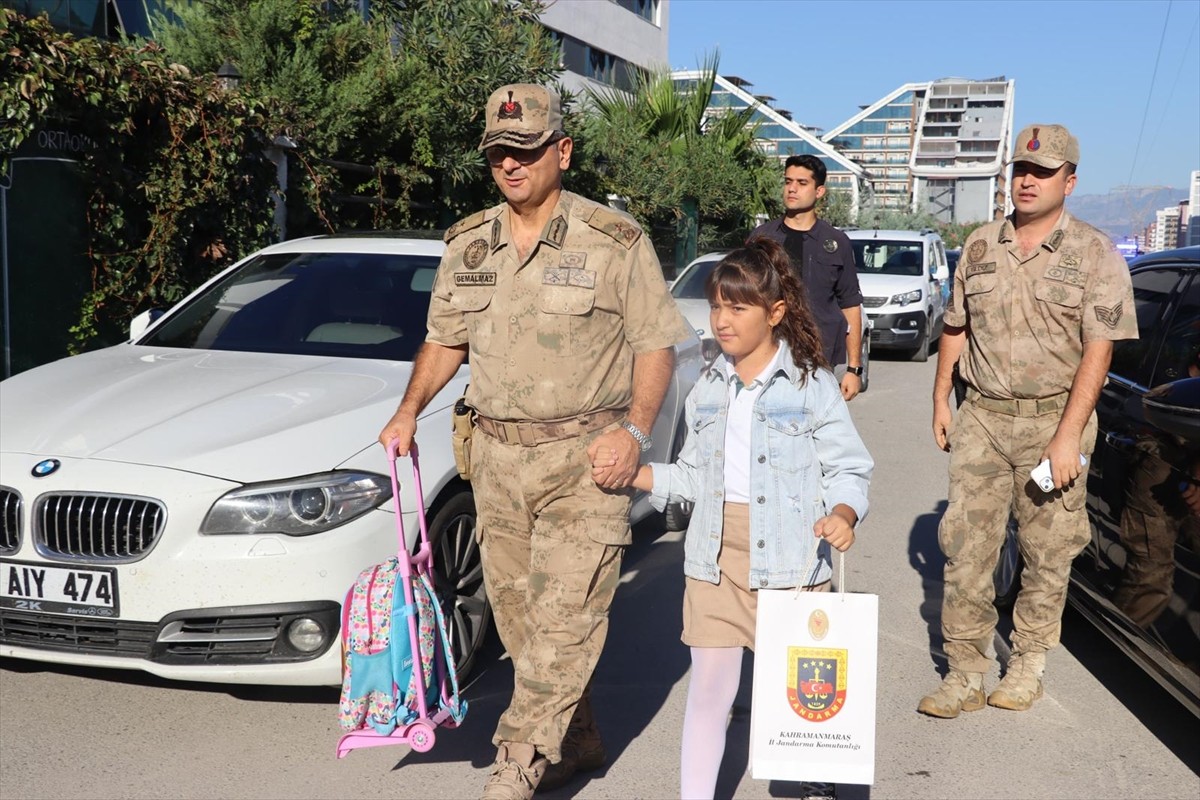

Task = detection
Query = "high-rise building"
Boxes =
[823,77,1016,224]
[1153,206,1181,252]
[670,71,866,212]
[1188,170,1200,247]
[541,0,668,98]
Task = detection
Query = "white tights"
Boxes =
[679,646,744,800]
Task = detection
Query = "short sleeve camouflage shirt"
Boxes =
[426,191,693,421]
[947,211,1138,399]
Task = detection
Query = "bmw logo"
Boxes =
[31,459,61,477]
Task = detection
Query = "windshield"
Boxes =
[671,257,724,300]
[140,251,440,362]
[852,240,925,277]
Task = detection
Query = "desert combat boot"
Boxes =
[917,670,985,718]
[481,742,548,800]
[987,652,1045,711]
[538,698,606,791]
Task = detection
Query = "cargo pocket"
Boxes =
[584,514,632,546]
[538,285,596,357]
[451,288,497,355]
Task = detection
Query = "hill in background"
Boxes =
[1066,185,1188,240]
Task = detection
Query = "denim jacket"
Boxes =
[649,346,873,588]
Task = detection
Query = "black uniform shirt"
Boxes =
[749,216,862,366]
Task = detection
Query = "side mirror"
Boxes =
[129,308,166,341]
[1142,376,1200,443]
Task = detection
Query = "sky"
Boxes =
[667,0,1200,196]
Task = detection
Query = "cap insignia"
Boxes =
[1028,127,1040,152]
[497,90,523,122]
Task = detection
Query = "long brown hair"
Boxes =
[703,238,829,380]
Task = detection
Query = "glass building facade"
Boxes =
[671,71,865,206]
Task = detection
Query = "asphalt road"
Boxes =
[2,354,1197,800]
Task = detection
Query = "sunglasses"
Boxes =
[484,134,565,167]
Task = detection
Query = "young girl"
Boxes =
[594,237,873,800]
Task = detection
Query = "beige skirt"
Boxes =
[682,502,830,650]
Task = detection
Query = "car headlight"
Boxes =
[201,471,392,536]
[890,289,922,307]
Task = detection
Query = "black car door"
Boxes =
[1083,263,1200,713]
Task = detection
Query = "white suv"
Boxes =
[846,228,950,362]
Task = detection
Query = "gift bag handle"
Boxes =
[797,540,846,596]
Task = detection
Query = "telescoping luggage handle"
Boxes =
[334,438,464,759]
[386,438,433,572]
[384,439,468,725]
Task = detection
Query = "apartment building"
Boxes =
[1189,170,1200,246]
[1154,206,1182,252]
[823,77,1016,224]
[541,0,669,98]
[671,71,866,213]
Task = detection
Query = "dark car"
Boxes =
[1074,246,1200,718]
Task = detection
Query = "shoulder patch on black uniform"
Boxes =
[586,206,642,249]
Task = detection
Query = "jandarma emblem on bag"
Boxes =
[787,647,848,722]
[807,609,829,641]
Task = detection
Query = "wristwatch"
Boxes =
[846,365,864,376]
[620,420,653,452]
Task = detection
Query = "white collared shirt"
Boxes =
[722,343,785,502]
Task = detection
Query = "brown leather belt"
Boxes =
[475,408,625,446]
[966,388,1069,417]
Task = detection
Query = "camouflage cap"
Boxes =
[1009,124,1080,168]
[478,84,564,151]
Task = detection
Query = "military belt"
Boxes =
[475,408,625,446]
[965,388,1069,417]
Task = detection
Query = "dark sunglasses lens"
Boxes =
[486,141,556,165]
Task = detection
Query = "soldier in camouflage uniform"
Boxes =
[919,124,1137,718]
[378,84,691,799]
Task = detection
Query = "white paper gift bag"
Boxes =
[750,562,878,786]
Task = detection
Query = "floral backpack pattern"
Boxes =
[338,558,465,734]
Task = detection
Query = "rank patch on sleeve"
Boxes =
[455,272,496,286]
[1094,301,1123,329]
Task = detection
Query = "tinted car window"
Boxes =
[1110,268,1183,383]
[141,252,440,362]
[852,241,924,276]
[1151,275,1200,387]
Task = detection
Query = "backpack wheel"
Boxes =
[407,722,436,753]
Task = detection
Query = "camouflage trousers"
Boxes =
[471,422,631,764]
[939,400,1097,673]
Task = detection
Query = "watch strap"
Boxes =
[620,420,653,452]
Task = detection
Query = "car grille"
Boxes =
[0,608,157,656]
[34,494,166,561]
[862,296,887,309]
[0,487,20,554]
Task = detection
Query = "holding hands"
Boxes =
[589,440,653,492]
[586,429,641,490]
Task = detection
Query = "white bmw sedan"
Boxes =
[0,234,701,686]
